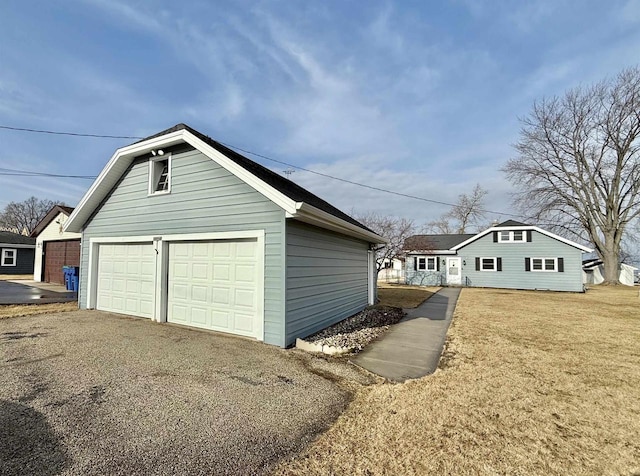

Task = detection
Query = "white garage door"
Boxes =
[167,239,259,338]
[96,243,156,318]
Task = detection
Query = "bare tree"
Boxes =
[356,212,416,275]
[425,184,488,234]
[503,67,640,284]
[0,197,65,235]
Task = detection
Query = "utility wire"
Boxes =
[0,125,143,139]
[0,123,525,219]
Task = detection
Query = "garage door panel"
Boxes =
[167,240,259,338]
[97,243,155,319]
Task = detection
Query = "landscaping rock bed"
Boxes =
[299,307,405,355]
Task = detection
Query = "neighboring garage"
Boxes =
[65,124,385,348]
[31,205,81,285]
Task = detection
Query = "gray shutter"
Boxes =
[525,257,531,271]
[436,257,440,271]
[413,257,417,271]
[475,257,480,271]
[527,230,532,242]
[497,258,502,271]
[558,258,564,272]
[493,231,498,242]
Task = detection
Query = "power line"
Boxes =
[0,123,526,220]
[0,167,96,179]
[0,125,143,139]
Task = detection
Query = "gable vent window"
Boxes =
[149,155,171,195]
[496,230,531,243]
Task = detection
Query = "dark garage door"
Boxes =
[43,240,81,285]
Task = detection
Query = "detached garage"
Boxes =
[65,124,384,347]
[31,205,81,285]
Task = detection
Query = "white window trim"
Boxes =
[480,257,498,271]
[416,256,436,271]
[1,248,17,267]
[531,257,558,272]
[148,154,172,196]
[498,230,525,243]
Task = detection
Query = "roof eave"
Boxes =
[291,202,387,244]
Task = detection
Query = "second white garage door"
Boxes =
[167,240,260,338]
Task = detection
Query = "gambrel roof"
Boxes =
[65,124,385,243]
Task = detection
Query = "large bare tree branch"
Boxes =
[504,66,640,284]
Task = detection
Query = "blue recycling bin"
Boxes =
[62,266,79,291]
[62,266,73,290]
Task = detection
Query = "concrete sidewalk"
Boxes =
[351,287,461,382]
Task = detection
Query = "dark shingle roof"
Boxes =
[133,124,373,234]
[0,231,35,245]
[497,220,529,227]
[404,234,475,251]
[30,205,74,238]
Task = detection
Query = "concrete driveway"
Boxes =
[0,311,351,475]
[0,280,77,304]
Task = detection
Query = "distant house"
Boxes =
[0,231,35,275]
[30,205,82,285]
[377,257,405,282]
[404,220,592,292]
[582,259,637,287]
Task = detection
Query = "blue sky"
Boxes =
[1,0,639,228]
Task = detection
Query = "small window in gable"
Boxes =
[498,230,526,242]
[149,155,171,195]
[1,249,16,267]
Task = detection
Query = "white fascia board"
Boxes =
[406,250,456,255]
[65,131,186,233]
[0,243,35,249]
[291,203,387,244]
[183,132,298,214]
[451,226,593,253]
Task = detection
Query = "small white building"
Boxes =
[31,206,82,285]
[582,259,638,286]
[377,257,405,282]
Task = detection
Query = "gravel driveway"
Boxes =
[0,311,351,475]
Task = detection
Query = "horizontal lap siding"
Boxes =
[458,231,584,292]
[285,220,369,346]
[80,149,286,346]
[405,255,444,286]
[0,247,34,274]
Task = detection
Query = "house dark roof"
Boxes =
[404,234,475,251]
[497,220,529,227]
[0,231,35,245]
[30,205,75,238]
[133,124,373,233]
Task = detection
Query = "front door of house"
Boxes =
[446,257,462,285]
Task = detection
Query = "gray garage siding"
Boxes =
[285,220,369,346]
[458,231,584,292]
[79,147,287,346]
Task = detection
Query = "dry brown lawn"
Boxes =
[0,274,32,280]
[275,286,640,476]
[377,284,439,308]
[0,302,77,319]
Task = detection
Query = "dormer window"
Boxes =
[149,155,171,195]
[498,230,526,243]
